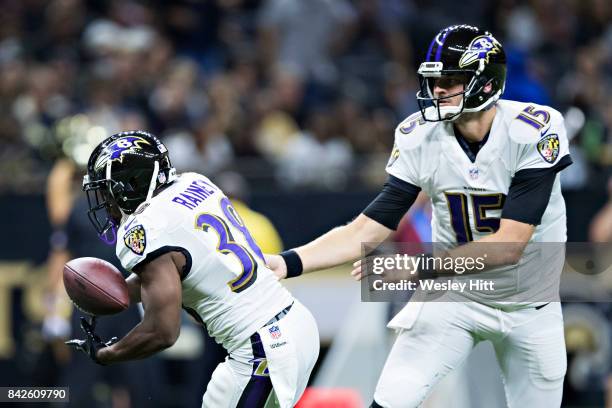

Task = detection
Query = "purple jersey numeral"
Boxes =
[471,194,506,233]
[445,192,473,243]
[445,192,505,243]
[516,105,551,131]
[399,113,425,134]
[196,213,258,293]
[220,197,265,262]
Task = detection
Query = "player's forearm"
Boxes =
[437,229,530,274]
[99,254,182,364]
[97,321,177,364]
[296,215,391,273]
[295,226,362,273]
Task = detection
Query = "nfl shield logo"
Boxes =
[469,166,479,180]
[268,325,281,339]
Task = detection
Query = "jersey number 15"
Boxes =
[445,192,506,243]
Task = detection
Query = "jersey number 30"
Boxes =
[445,193,506,243]
[195,198,265,293]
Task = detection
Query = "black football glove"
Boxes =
[65,316,117,365]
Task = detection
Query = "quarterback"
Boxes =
[267,25,571,407]
[66,130,320,408]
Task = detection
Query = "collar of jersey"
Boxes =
[452,125,491,163]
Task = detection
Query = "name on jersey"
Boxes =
[172,179,216,210]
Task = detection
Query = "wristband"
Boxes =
[279,250,303,278]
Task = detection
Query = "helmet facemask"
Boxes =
[417,64,475,121]
[83,175,121,244]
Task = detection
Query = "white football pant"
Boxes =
[202,300,320,408]
[374,301,566,408]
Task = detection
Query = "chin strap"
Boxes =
[99,221,117,245]
[423,96,466,121]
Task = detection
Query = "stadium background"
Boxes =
[0,0,610,407]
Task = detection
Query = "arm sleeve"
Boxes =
[501,155,572,225]
[362,175,421,230]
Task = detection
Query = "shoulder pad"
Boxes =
[505,101,563,144]
[394,112,439,150]
[131,199,170,230]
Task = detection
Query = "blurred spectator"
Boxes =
[560,107,590,190]
[12,64,73,161]
[0,113,46,192]
[277,107,353,190]
[502,48,551,105]
[501,2,543,53]
[0,0,608,195]
[383,63,419,120]
[164,117,234,177]
[254,110,300,160]
[590,177,612,243]
[562,303,612,408]
[257,0,357,85]
[148,58,207,131]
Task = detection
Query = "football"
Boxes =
[63,257,130,315]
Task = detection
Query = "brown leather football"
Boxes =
[63,257,129,315]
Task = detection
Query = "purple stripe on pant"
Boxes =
[236,332,273,408]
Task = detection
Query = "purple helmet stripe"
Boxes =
[435,29,452,62]
[426,36,436,62]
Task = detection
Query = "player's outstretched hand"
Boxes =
[351,258,365,281]
[351,257,382,281]
[264,254,287,280]
[65,316,117,365]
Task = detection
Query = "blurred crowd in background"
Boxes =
[0,0,610,193]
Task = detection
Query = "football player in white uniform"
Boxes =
[66,130,320,408]
[266,25,572,407]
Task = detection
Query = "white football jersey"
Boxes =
[387,100,571,306]
[116,172,293,351]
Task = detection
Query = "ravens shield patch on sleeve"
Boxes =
[536,133,560,164]
[124,225,146,255]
